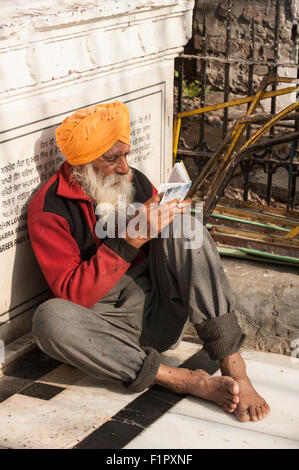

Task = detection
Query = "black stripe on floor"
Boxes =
[74,347,219,449]
[18,382,65,400]
[0,350,61,403]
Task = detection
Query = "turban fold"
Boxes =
[55,100,130,166]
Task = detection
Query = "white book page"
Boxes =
[159,182,192,204]
[167,161,191,184]
[157,161,192,204]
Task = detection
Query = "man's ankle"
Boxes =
[154,364,193,394]
[220,351,247,379]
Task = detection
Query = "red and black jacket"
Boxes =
[28,161,157,308]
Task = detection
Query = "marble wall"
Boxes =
[0,0,195,346]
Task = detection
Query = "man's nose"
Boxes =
[116,155,130,174]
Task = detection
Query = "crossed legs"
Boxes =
[144,224,270,422]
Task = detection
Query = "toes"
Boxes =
[231,380,239,396]
[225,397,237,407]
[223,377,239,396]
[262,402,270,417]
[250,404,270,421]
[234,408,251,422]
[249,405,258,422]
[225,396,238,410]
[256,406,263,421]
[223,403,236,414]
[232,394,239,405]
[235,402,270,422]
[263,402,270,413]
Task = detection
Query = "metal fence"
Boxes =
[174,0,299,210]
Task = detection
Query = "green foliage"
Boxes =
[174,70,209,98]
[183,79,202,98]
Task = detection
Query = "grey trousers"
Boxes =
[32,226,244,392]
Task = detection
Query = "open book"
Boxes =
[158,161,192,204]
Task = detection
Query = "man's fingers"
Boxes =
[160,202,190,218]
[158,200,178,214]
[135,196,190,238]
[146,194,161,204]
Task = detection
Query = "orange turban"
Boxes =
[55,100,130,166]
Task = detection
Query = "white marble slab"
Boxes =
[125,412,299,449]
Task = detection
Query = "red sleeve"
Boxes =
[28,211,138,308]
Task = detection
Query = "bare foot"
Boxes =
[154,364,239,413]
[188,370,240,413]
[220,352,270,422]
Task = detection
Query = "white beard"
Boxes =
[70,162,134,216]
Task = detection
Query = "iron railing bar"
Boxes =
[178,54,299,69]
[178,131,299,160]
[266,0,281,204]
[289,45,299,209]
[223,0,231,139]
[247,18,255,137]
[244,18,256,201]
[199,13,207,153]
[176,86,299,121]
[177,57,184,114]
[270,0,281,135]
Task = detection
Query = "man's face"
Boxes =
[92,140,130,178]
[70,140,133,210]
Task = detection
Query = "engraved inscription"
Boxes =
[0,136,64,252]
[128,111,152,166]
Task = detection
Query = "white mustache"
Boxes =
[70,164,134,211]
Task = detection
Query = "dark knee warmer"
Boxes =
[124,347,161,393]
[195,312,246,360]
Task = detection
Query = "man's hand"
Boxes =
[124,195,192,249]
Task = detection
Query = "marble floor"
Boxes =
[0,340,298,449]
